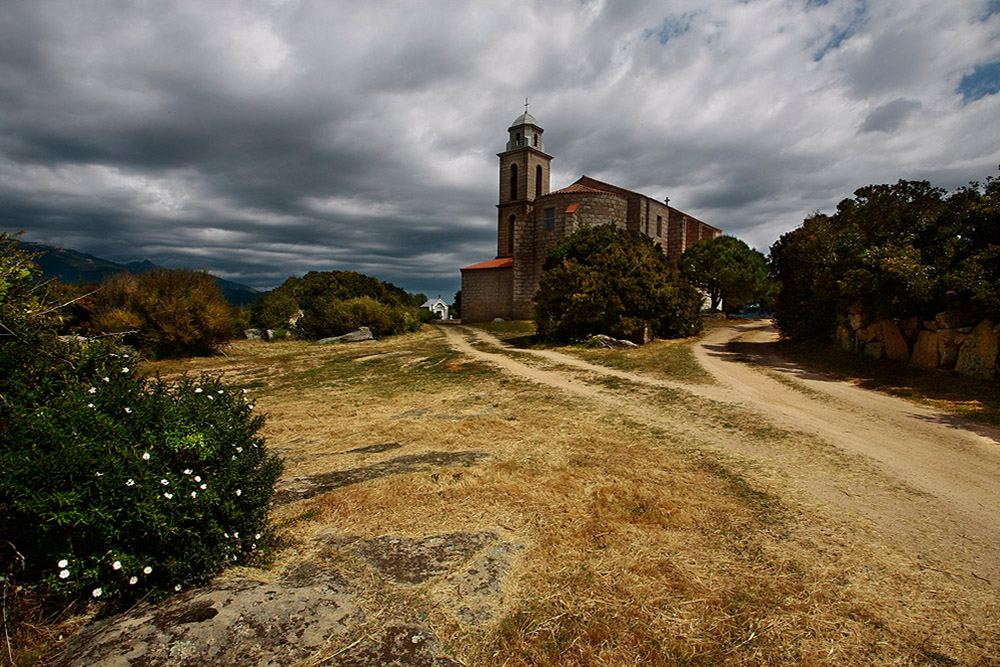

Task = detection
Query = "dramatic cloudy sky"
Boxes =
[2,1,999,298]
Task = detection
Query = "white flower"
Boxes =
[251,543,256,550]
[248,405,255,411]
[129,576,138,585]
[57,559,68,568]
[92,588,102,597]
[112,560,122,570]
[218,390,224,394]
[122,367,130,373]
[194,387,203,394]
[160,479,169,485]
[163,492,173,499]
[233,532,239,538]
[255,534,261,540]
[223,533,229,538]
[143,566,152,575]
[124,407,132,414]
[183,469,192,475]
[126,479,135,486]
[207,395,214,401]
[95,472,104,477]
[190,491,197,498]
[242,388,248,394]
[235,489,242,496]
[59,569,70,579]
[88,387,97,394]
[199,483,207,490]
[102,376,110,382]
[87,403,95,409]
[174,584,182,592]
[236,447,242,453]
[142,452,150,461]
[194,475,201,482]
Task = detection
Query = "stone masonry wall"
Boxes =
[510,191,628,319]
[460,266,513,323]
[837,306,999,381]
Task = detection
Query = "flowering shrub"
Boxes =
[0,337,283,603]
[0,236,283,603]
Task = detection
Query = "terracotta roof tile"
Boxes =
[460,257,514,271]
[547,183,616,196]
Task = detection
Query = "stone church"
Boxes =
[460,110,722,323]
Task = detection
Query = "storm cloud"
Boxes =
[2,0,998,298]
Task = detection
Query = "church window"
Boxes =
[544,207,555,230]
[510,164,518,200]
[535,165,542,197]
[533,133,538,146]
[515,132,521,146]
[656,216,662,236]
[508,215,515,254]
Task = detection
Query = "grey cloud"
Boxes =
[859,98,921,133]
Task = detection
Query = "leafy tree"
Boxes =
[88,269,239,357]
[770,177,1000,341]
[452,290,461,318]
[250,270,422,340]
[679,235,771,312]
[532,224,703,342]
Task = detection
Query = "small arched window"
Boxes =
[508,214,516,254]
[515,132,521,146]
[535,165,542,197]
[510,163,518,201]
[533,134,538,146]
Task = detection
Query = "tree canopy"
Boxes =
[678,235,771,312]
[769,177,1000,341]
[532,224,703,342]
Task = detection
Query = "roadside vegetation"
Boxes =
[770,177,1000,342]
[0,235,283,663]
[532,224,703,343]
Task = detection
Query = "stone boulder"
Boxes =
[317,327,374,345]
[588,334,638,349]
[934,310,977,330]
[880,319,911,362]
[244,328,264,341]
[910,330,940,369]
[955,320,999,380]
[937,330,966,369]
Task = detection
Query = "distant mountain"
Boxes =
[19,241,262,307]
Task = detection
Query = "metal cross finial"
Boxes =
[524,98,529,114]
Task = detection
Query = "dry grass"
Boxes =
[26,324,996,667]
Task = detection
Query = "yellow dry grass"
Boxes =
[134,326,998,667]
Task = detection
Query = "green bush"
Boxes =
[88,269,239,358]
[532,224,703,342]
[0,235,283,605]
[249,270,422,340]
[770,177,1000,341]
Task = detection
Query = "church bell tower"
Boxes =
[496,104,552,258]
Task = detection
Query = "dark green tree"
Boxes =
[532,224,703,342]
[770,177,1000,342]
[678,235,771,312]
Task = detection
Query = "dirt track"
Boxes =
[440,322,1000,590]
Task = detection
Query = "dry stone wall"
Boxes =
[837,306,999,380]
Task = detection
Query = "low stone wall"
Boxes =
[836,308,999,380]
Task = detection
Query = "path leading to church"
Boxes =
[439,322,1000,591]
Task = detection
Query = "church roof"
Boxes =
[547,183,619,196]
[509,112,540,128]
[461,257,514,271]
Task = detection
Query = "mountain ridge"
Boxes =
[18,241,262,306]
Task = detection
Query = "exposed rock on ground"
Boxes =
[317,327,374,344]
[273,450,492,504]
[52,573,361,667]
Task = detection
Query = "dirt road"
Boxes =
[440,322,1000,590]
